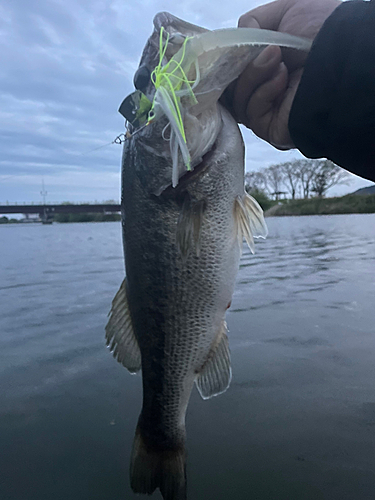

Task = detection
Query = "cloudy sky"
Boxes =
[0,0,373,205]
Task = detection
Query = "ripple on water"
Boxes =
[1,217,375,500]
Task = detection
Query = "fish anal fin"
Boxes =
[176,193,206,260]
[234,192,268,254]
[195,321,232,400]
[105,279,141,373]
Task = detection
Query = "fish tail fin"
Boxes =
[130,424,187,500]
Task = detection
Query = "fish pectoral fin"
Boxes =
[176,193,206,260]
[234,192,268,254]
[195,321,232,400]
[105,278,141,373]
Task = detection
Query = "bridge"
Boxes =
[0,204,121,223]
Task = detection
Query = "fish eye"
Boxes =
[133,65,150,92]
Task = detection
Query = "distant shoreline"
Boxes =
[2,194,375,223]
[0,220,121,225]
[0,213,121,225]
[263,194,375,217]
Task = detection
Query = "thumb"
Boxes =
[232,45,283,125]
[238,0,286,29]
[238,15,260,29]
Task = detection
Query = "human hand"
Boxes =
[226,0,340,149]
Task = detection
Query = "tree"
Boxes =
[311,160,352,197]
[244,171,267,194]
[245,158,352,201]
[280,161,300,199]
[264,165,286,200]
[297,160,318,198]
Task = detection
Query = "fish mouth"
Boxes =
[162,140,217,197]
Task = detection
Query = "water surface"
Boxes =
[1,215,374,499]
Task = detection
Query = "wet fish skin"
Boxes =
[105,12,268,500]
[125,107,243,500]
[134,12,208,98]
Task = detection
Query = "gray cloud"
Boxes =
[0,0,372,203]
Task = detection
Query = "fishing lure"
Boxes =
[147,27,199,177]
[119,26,312,188]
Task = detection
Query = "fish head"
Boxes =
[134,12,208,99]
[122,12,226,195]
[120,13,311,195]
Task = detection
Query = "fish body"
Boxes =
[124,106,244,499]
[110,105,250,500]
[106,12,309,500]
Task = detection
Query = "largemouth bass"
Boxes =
[106,12,310,500]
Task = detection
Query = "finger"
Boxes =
[238,15,260,30]
[232,45,282,124]
[245,62,292,147]
[271,68,303,147]
[238,0,287,30]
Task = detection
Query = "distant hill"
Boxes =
[351,185,375,196]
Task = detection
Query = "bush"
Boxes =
[54,213,121,223]
[247,189,276,212]
[268,194,375,216]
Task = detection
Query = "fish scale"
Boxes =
[105,11,309,500]
[114,107,248,500]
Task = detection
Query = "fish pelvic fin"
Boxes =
[130,425,187,500]
[234,192,268,254]
[176,193,206,261]
[195,320,232,400]
[105,278,141,373]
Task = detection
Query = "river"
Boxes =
[1,214,374,500]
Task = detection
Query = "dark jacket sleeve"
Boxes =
[288,0,375,182]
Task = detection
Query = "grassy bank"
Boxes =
[263,194,375,217]
[0,213,121,224]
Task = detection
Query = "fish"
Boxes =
[105,12,310,500]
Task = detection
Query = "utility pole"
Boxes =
[40,179,52,224]
[41,179,47,205]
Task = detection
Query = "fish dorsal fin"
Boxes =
[176,193,206,260]
[195,321,232,400]
[105,279,141,373]
[234,192,268,254]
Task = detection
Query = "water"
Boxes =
[1,215,374,500]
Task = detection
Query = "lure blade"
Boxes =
[118,90,152,129]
